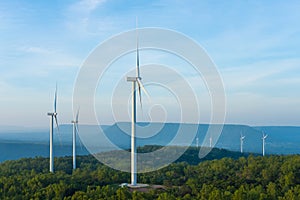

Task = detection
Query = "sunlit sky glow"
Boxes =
[0,0,300,127]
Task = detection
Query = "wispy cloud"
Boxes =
[65,0,118,36]
[19,46,53,54]
[1,1,300,127]
[70,0,107,14]
[221,58,300,92]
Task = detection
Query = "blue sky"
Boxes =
[0,0,300,127]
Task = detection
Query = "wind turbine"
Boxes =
[262,132,268,156]
[240,133,245,153]
[47,85,59,173]
[209,136,212,148]
[126,24,149,186]
[71,109,79,170]
[196,137,199,148]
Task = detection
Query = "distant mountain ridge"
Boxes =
[102,122,300,154]
[0,123,299,162]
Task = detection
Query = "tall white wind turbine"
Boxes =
[47,85,59,173]
[209,136,212,148]
[126,24,149,186]
[71,109,79,170]
[240,133,245,153]
[262,132,268,156]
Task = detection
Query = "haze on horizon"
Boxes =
[0,0,300,128]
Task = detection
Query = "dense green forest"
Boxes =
[0,146,299,199]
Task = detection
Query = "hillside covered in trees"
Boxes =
[0,146,299,199]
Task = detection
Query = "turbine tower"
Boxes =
[71,109,79,170]
[262,132,268,156]
[127,24,149,186]
[240,133,245,153]
[196,137,199,148]
[47,85,59,173]
[209,136,212,148]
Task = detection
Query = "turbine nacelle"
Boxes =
[262,134,268,140]
[47,112,57,116]
[127,76,141,82]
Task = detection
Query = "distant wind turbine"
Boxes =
[209,136,212,148]
[47,85,59,173]
[262,132,268,156]
[240,133,245,153]
[71,109,79,170]
[126,22,149,186]
[196,137,199,148]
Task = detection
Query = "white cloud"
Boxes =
[19,46,53,54]
[65,0,119,37]
[17,45,82,68]
[220,58,300,92]
[70,0,106,14]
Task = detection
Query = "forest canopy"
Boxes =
[0,146,299,199]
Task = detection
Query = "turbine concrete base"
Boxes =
[127,183,149,188]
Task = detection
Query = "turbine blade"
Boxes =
[136,45,140,78]
[54,115,59,132]
[54,115,62,146]
[74,109,83,150]
[136,18,140,78]
[137,79,150,100]
[76,124,83,151]
[78,136,84,151]
[76,108,80,123]
[54,84,57,113]
[74,122,83,151]
[75,123,79,134]
[137,81,143,114]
